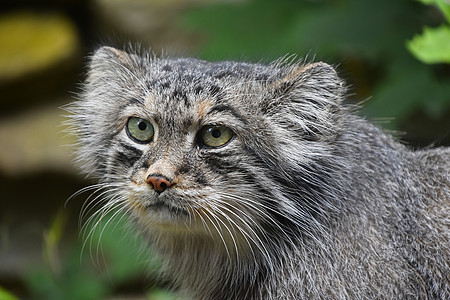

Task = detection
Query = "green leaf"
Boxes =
[0,286,19,300]
[407,25,450,63]
[416,0,450,22]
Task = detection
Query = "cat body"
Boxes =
[71,46,450,299]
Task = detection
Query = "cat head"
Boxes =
[71,46,345,253]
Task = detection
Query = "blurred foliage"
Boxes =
[182,0,450,130]
[23,209,172,300]
[407,0,450,64]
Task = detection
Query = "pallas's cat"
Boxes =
[70,46,449,299]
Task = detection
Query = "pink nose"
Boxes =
[146,174,172,193]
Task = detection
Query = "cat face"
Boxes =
[71,46,344,250]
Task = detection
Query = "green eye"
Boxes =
[126,117,154,143]
[199,125,233,148]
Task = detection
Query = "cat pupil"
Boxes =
[138,121,147,131]
[212,129,221,138]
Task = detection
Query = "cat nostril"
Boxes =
[146,174,172,193]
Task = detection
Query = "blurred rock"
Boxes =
[0,11,83,117]
[93,0,203,54]
[0,11,80,82]
[0,104,77,176]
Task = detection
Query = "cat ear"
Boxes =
[267,62,345,140]
[87,46,140,83]
[92,46,134,65]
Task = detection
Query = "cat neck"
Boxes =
[148,228,278,299]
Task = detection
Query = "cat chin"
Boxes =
[126,188,260,247]
[130,199,250,245]
[131,201,190,227]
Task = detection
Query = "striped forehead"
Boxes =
[137,57,271,129]
[143,72,226,124]
[145,69,225,98]
[143,57,271,94]
[144,93,216,126]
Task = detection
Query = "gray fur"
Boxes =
[69,46,450,299]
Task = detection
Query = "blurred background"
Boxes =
[0,0,449,299]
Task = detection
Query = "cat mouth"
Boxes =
[147,200,189,216]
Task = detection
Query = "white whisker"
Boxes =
[200,207,232,262]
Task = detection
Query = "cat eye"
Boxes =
[126,117,154,143]
[199,125,234,148]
